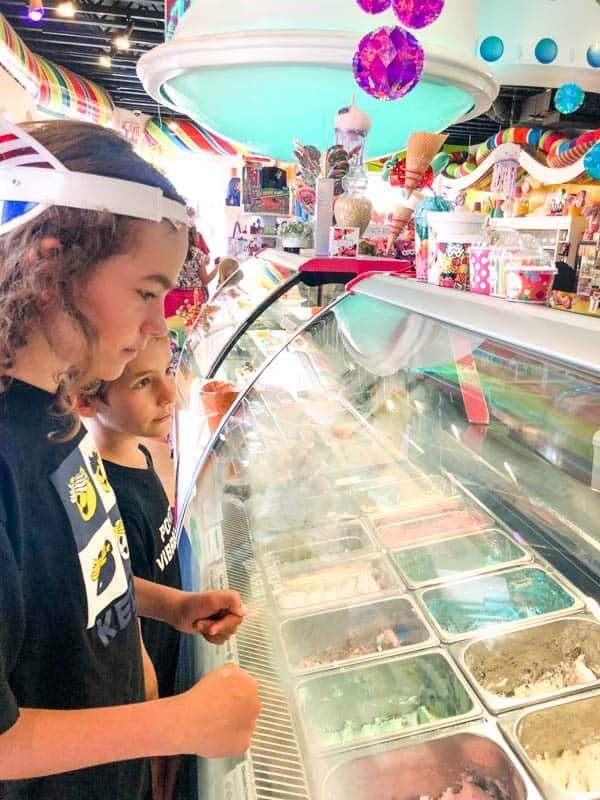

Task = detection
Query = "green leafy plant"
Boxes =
[279,219,313,239]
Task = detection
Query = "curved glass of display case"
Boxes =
[174,249,395,508]
[178,274,600,800]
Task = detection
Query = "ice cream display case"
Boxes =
[174,249,405,508]
[177,275,600,800]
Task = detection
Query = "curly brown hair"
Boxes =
[0,120,185,438]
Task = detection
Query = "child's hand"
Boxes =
[169,663,260,758]
[173,590,246,641]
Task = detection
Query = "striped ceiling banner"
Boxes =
[0,13,113,124]
[146,117,247,157]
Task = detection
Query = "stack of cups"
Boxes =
[413,196,454,282]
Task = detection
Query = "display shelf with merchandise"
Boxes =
[176,275,600,800]
[490,216,587,268]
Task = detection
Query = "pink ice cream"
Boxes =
[378,507,493,548]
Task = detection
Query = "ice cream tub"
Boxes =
[273,555,402,615]
[454,615,600,714]
[280,595,437,675]
[427,211,487,288]
[296,648,480,754]
[418,565,584,644]
[376,505,494,550]
[390,528,532,589]
[499,690,600,799]
[319,722,541,800]
[434,236,473,290]
[353,475,460,518]
[332,462,419,491]
[505,258,558,304]
[262,517,378,576]
[242,481,358,536]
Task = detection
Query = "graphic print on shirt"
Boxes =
[112,515,131,561]
[89,447,113,494]
[156,507,177,572]
[51,434,134,633]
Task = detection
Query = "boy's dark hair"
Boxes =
[0,121,186,438]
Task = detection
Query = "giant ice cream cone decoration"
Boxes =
[404,131,448,197]
[386,204,414,252]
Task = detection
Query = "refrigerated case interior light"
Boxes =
[503,461,518,484]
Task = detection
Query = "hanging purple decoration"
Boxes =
[356,0,392,12]
[391,0,445,28]
[491,157,519,199]
[353,26,424,101]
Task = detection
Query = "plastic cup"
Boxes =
[200,380,238,433]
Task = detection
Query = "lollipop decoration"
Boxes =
[292,140,362,216]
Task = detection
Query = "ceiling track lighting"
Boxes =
[113,20,134,52]
[98,51,112,68]
[55,1,76,17]
[27,0,45,22]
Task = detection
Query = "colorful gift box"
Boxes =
[470,246,507,297]
[329,226,360,258]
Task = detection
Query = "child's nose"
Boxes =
[158,377,176,405]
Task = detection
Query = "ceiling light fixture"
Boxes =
[167,121,178,132]
[99,52,112,68]
[56,1,76,17]
[27,0,45,22]
[113,21,133,51]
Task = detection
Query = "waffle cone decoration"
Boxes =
[386,204,414,252]
[404,131,448,197]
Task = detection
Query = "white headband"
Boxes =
[0,119,188,235]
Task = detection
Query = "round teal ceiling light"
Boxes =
[138,1,498,161]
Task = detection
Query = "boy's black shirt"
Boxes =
[103,446,181,699]
[0,380,148,799]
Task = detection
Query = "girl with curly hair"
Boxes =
[0,119,259,799]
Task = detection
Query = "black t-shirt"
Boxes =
[104,447,181,699]
[0,380,148,800]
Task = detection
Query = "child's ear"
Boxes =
[75,394,99,419]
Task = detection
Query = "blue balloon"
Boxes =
[535,38,558,64]
[584,143,600,181]
[554,83,585,114]
[480,36,504,62]
[587,43,600,68]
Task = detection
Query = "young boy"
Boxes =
[78,335,231,796]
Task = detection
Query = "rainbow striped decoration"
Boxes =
[0,13,113,124]
[145,117,247,157]
[165,0,192,41]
